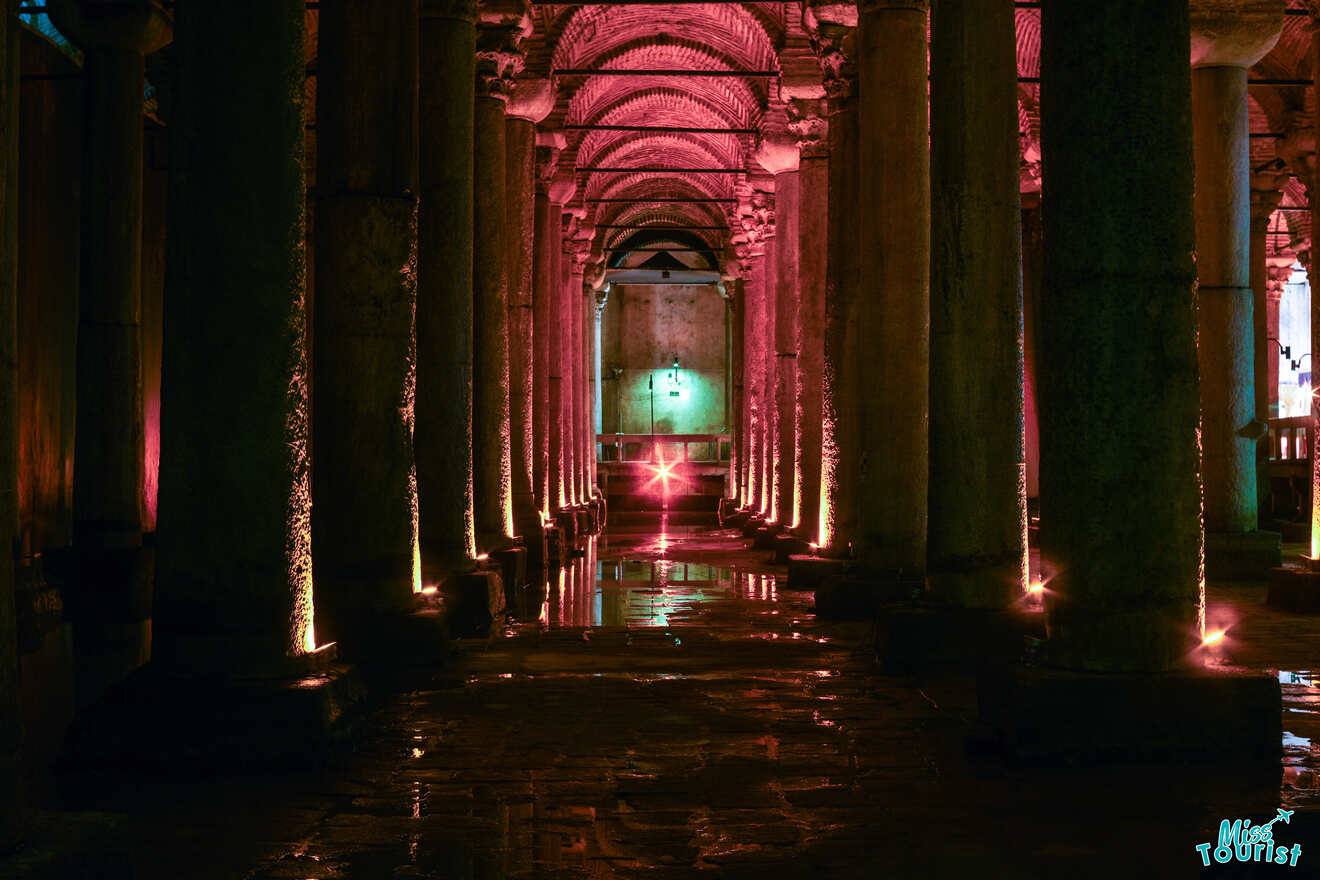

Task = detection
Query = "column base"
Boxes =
[490,546,527,601]
[61,660,367,771]
[786,554,851,590]
[1267,559,1320,612]
[739,516,766,538]
[772,533,813,564]
[722,509,752,528]
[875,604,1044,673]
[0,811,130,880]
[442,569,506,638]
[976,662,1280,762]
[751,522,785,549]
[813,570,925,620]
[555,509,580,544]
[1205,529,1282,580]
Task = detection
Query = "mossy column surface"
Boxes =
[741,245,767,514]
[156,0,318,671]
[532,141,564,516]
[313,0,421,640]
[789,102,828,542]
[928,0,1026,607]
[1039,0,1202,672]
[46,0,170,627]
[0,0,18,850]
[1190,2,1284,575]
[857,0,929,575]
[418,0,477,574]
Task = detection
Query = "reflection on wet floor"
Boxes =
[46,526,1320,879]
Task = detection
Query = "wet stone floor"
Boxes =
[47,527,1320,878]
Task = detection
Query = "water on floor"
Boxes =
[44,525,1320,879]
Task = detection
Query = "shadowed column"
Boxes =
[789,100,828,542]
[1250,181,1284,527]
[473,15,525,549]
[312,0,421,643]
[1039,0,1201,671]
[547,182,573,509]
[155,0,320,672]
[760,237,777,519]
[1191,1,1284,578]
[741,243,766,514]
[727,275,745,504]
[46,0,170,672]
[418,0,477,575]
[505,79,552,540]
[928,0,1025,607]
[0,0,18,848]
[857,0,929,574]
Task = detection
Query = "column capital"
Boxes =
[475,1,531,100]
[46,0,172,54]
[507,78,555,124]
[754,130,800,176]
[1250,185,1285,229]
[422,0,478,21]
[1190,0,1285,69]
[736,187,775,245]
[535,135,565,196]
[787,98,829,158]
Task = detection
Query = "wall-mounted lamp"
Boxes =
[1270,337,1292,361]
[665,356,686,400]
[1292,352,1311,372]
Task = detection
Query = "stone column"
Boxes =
[46,0,170,634]
[563,241,585,507]
[760,238,778,519]
[0,0,18,848]
[1250,184,1284,521]
[155,0,319,672]
[547,183,573,509]
[312,0,420,642]
[728,276,745,504]
[532,138,565,517]
[928,0,1026,606]
[741,243,767,515]
[505,80,552,539]
[572,270,587,505]
[1038,0,1201,671]
[756,135,799,529]
[417,0,478,574]
[1191,2,1284,577]
[817,28,860,557]
[473,16,524,549]
[857,0,930,574]
[789,101,828,540]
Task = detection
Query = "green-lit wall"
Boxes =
[600,284,728,436]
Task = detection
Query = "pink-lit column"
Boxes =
[312,0,421,639]
[858,0,930,574]
[817,26,860,558]
[505,79,553,540]
[741,243,767,514]
[532,137,564,516]
[727,274,745,504]
[756,134,800,528]
[1191,4,1283,576]
[563,238,586,507]
[759,237,778,519]
[789,101,828,542]
[928,0,1025,606]
[417,0,477,573]
[0,0,18,847]
[155,0,319,672]
[547,182,573,510]
[472,19,522,549]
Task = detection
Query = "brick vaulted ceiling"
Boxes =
[292,1,1320,270]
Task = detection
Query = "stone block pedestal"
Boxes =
[876,604,1045,672]
[1268,563,1320,611]
[1205,530,1282,580]
[787,554,849,590]
[977,662,1281,762]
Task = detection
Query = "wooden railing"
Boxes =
[597,433,731,464]
[1269,415,1311,462]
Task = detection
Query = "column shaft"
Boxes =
[571,277,585,504]
[0,0,19,847]
[774,171,799,528]
[744,251,766,513]
[474,93,513,545]
[820,90,860,555]
[729,281,745,504]
[533,188,554,515]
[505,117,536,533]
[929,0,1025,606]
[1039,0,1201,671]
[562,257,581,506]
[1193,65,1257,535]
[858,0,930,573]
[760,239,777,518]
[1250,194,1280,524]
[795,153,827,541]
[417,2,476,571]
[73,46,146,555]
[548,208,566,508]
[313,0,420,638]
[156,0,317,670]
